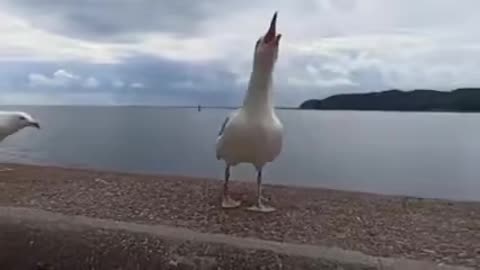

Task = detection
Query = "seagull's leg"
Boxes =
[221,165,241,208]
[247,168,275,212]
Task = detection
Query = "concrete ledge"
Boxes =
[0,207,472,270]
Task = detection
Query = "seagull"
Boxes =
[0,111,40,171]
[216,12,283,213]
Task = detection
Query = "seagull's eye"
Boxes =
[18,116,26,121]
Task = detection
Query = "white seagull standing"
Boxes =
[216,12,283,213]
[0,111,40,171]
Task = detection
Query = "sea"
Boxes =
[0,105,479,201]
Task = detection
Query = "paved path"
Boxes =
[0,207,472,270]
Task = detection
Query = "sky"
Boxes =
[0,0,479,106]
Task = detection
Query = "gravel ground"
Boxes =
[0,163,479,268]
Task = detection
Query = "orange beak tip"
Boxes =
[264,11,278,43]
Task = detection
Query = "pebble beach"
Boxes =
[0,163,479,268]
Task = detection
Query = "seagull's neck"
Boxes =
[242,65,274,114]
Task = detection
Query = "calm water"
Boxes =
[0,106,479,201]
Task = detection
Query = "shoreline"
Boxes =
[0,163,479,268]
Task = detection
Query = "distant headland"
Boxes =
[299,88,480,112]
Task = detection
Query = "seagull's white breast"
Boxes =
[216,109,283,168]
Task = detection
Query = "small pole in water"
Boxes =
[198,105,201,112]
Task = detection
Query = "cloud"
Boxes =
[112,80,125,88]
[0,0,216,42]
[0,0,479,106]
[130,82,145,89]
[287,77,357,88]
[27,73,58,87]
[0,55,246,105]
[84,77,100,88]
[28,69,80,87]
[28,69,103,90]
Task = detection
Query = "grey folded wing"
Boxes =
[218,116,230,137]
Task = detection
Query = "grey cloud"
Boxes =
[1,0,217,42]
[0,54,245,106]
[0,0,324,42]
[1,0,480,107]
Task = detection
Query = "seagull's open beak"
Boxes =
[264,12,281,44]
[29,121,40,129]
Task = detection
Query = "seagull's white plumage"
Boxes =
[216,12,283,212]
[216,105,283,168]
[0,111,40,171]
[0,111,40,142]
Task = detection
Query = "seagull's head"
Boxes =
[253,12,281,72]
[8,112,40,131]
